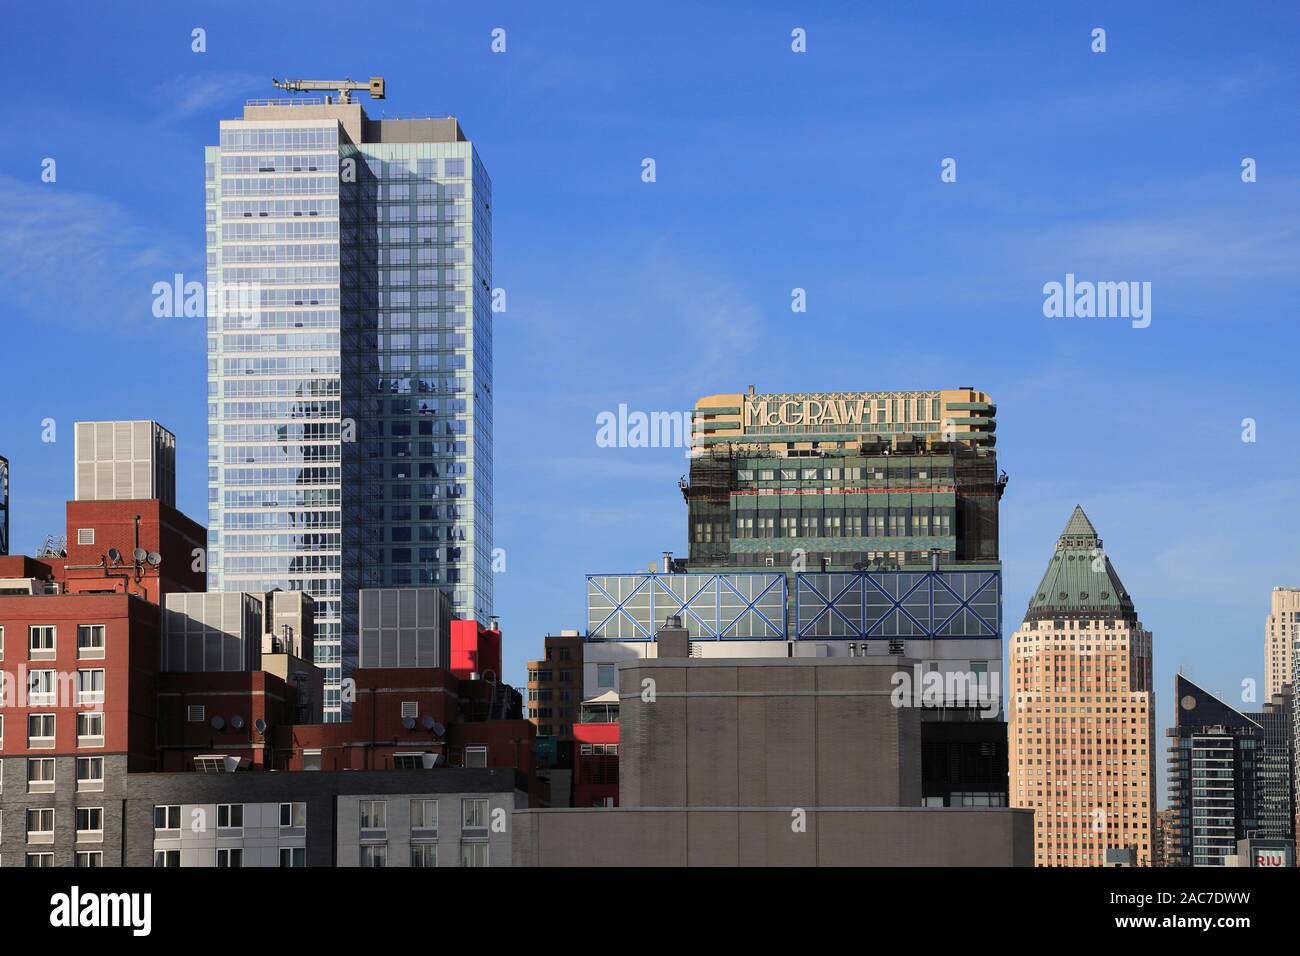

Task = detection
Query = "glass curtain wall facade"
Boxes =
[206,103,492,721]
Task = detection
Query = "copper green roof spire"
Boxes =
[1024,505,1136,622]
[1060,504,1098,541]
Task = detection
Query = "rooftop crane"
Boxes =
[270,76,386,104]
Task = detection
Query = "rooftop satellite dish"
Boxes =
[430,721,446,738]
[133,547,148,563]
[107,547,122,564]
[421,715,435,731]
[147,551,162,567]
[254,718,267,734]
[402,716,416,730]
[230,715,245,731]
[210,715,225,731]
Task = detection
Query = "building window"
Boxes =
[27,713,55,749]
[77,712,105,747]
[76,669,105,706]
[597,663,616,690]
[464,746,488,768]
[279,847,305,867]
[460,843,489,867]
[217,804,243,830]
[27,757,55,794]
[411,843,438,867]
[27,669,57,705]
[279,802,306,828]
[462,797,489,833]
[359,844,387,868]
[154,805,181,832]
[0,624,5,659]
[76,756,105,792]
[359,800,386,832]
[153,850,180,868]
[28,626,56,660]
[76,625,106,659]
[302,749,322,771]
[26,852,55,867]
[76,851,104,868]
[26,808,54,843]
[411,799,438,834]
[217,848,243,868]
[76,807,104,843]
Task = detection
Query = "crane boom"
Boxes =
[271,76,385,104]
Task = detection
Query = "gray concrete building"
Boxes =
[124,767,522,867]
[513,806,1028,867]
[513,620,1029,866]
[618,655,920,809]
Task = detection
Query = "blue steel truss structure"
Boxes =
[586,572,786,641]
[584,568,1000,641]
[795,569,1000,640]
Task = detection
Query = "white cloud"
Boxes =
[156,71,267,121]
[0,174,194,331]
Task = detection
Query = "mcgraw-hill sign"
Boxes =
[742,394,938,430]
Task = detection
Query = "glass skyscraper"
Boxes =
[205,96,493,720]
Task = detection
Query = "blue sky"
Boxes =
[2,1,1299,739]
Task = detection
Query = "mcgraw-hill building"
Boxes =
[541,387,1009,810]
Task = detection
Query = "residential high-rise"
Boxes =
[205,87,493,720]
[526,631,584,740]
[1152,808,1176,867]
[1008,505,1156,867]
[1266,587,1300,700]
[1257,684,1294,839]
[1166,674,1295,866]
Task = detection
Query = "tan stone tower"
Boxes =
[1008,506,1155,866]
[1265,587,1300,700]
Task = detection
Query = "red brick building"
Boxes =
[148,637,539,800]
[0,592,160,770]
[59,499,205,602]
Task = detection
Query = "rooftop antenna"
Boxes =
[271,76,386,104]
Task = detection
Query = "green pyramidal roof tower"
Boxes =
[1024,505,1137,622]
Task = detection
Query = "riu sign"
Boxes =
[1254,849,1286,868]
